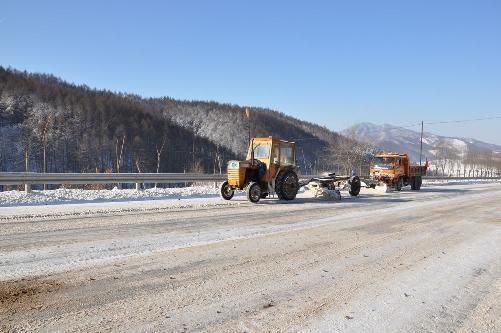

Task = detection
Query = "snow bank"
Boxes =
[1,179,499,207]
[0,186,220,207]
[423,178,501,186]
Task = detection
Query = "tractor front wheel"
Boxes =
[220,181,234,200]
[348,176,361,196]
[246,182,262,203]
[276,170,299,200]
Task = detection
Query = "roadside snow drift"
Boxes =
[0,186,220,207]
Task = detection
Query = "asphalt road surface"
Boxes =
[1,182,500,332]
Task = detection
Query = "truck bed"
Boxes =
[409,165,427,176]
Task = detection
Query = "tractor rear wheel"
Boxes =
[219,181,234,200]
[246,182,262,203]
[275,170,299,200]
[348,176,361,196]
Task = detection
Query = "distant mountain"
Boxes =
[342,122,501,163]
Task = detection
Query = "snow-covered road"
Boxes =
[1,182,500,332]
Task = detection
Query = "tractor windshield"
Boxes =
[280,145,294,165]
[373,156,396,168]
[247,143,271,160]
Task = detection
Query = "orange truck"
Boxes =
[369,152,428,191]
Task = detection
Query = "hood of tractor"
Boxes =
[227,160,248,187]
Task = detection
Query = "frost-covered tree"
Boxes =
[26,102,58,177]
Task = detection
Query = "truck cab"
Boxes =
[371,153,409,181]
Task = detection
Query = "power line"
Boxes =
[397,122,423,128]
[291,137,324,142]
[424,115,501,125]
[274,115,500,142]
[398,115,501,128]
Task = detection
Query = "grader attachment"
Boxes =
[302,173,361,200]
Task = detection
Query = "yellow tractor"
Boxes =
[220,137,300,203]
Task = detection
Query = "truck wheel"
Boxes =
[348,176,361,196]
[220,181,234,200]
[410,177,417,190]
[246,182,262,203]
[275,170,299,200]
[416,176,422,190]
[395,177,403,191]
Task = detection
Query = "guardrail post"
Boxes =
[25,183,32,193]
[135,183,142,191]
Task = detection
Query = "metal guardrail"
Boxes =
[1,172,500,186]
[0,172,227,187]
[0,173,499,192]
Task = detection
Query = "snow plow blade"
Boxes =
[371,183,390,193]
[304,181,341,200]
[361,181,391,193]
[301,173,359,200]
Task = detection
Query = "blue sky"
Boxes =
[1,0,500,144]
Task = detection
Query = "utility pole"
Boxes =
[419,120,424,166]
[245,107,251,146]
[192,128,196,171]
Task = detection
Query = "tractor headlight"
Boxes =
[228,160,239,169]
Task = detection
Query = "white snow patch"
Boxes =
[447,138,467,151]
[423,178,501,185]
[0,186,221,207]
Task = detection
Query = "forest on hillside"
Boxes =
[0,67,236,176]
[1,67,378,179]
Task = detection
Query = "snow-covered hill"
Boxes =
[342,122,501,163]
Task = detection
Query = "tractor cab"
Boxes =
[244,137,295,183]
[246,138,295,165]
